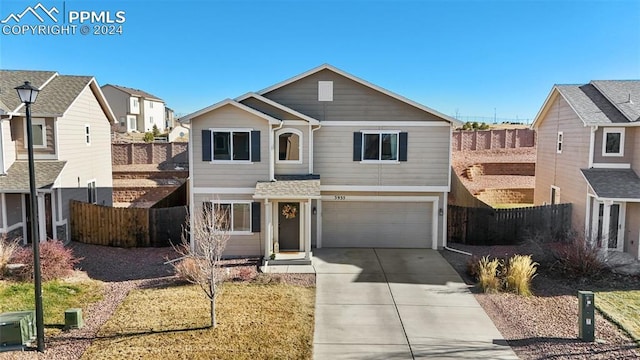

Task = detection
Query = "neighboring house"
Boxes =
[165,106,176,130]
[532,80,640,259]
[181,64,459,263]
[0,70,115,243]
[102,84,165,133]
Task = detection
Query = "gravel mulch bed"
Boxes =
[0,242,313,359]
[441,244,640,359]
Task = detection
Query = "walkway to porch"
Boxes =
[604,251,640,275]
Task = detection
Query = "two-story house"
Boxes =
[533,80,640,259]
[101,84,166,133]
[181,64,458,263]
[0,70,115,243]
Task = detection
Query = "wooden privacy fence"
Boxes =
[448,203,571,245]
[70,201,187,248]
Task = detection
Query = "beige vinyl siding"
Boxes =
[193,193,263,257]
[56,85,114,221]
[534,94,590,230]
[263,69,443,122]
[191,104,270,188]
[13,117,56,157]
[275,125,309,175]
[592,127,635,164]
[625,203,640,259]
[2,120,16,172]
[314,125,449,186]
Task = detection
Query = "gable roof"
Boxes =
[258,64,460,125]
[532,80,640,128]
[102,84,164,102]
[179,99,281,125]
[236,92,320,124]
[0,161,66,191]
[0,70,116,123]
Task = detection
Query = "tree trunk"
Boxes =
[210,279,216,328]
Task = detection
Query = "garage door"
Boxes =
[322,201,432,248]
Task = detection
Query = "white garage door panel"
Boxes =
[323,202,431,248]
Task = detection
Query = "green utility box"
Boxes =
[0,311,36,347]
[578,291,595,342]
[64,308,84,330]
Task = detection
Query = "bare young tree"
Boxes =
[172,202,230,328]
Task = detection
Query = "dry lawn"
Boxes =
[82,282,315,360]
[596,290,640,342]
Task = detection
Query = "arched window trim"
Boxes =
[276,128,303,164]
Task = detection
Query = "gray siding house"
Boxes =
[181,64,458,263]
[102,84,166,133]
[533,80,640,259]
[0,70,115,243]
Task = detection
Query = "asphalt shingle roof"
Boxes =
[0,70,57,112]
[581,168,640,200]
[0,161,66,192]
[592,80,640,122]
[556,84,629,125]
[254,179,321,199]
[105,84,163,102]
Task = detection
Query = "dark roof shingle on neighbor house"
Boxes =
[581,168,640,200]
[0,161,66,192]
[0,70,57,112]
[555,80,640,126]
[105,84,163,102]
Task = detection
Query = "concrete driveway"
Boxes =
[312,248,518,360]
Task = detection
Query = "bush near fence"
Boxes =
[448,203,571,245]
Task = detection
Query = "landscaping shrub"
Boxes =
[173,257,203,283]
[0,237,20,274]
[232,267,255,282]
[477,256,502,293]
[152,124,160,137]
[505,255,537,296]
[553,236,605,278]
[10,240,80,281]
[143,131,154,143]
[466,254,480,279]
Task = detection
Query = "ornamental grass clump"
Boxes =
[0,237,20,274]
[478,256,502,293]
[505,254,538,296]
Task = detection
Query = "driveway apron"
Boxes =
[313,248,518,360]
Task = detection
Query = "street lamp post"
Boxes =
[14,81,45,352]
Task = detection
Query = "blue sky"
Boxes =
[1,0,639,122]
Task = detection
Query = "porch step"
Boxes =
[266,259,312,266]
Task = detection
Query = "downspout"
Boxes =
[270,121,284,181]
[444,245,472,256]
[311,124,322,174]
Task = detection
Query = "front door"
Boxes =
[594,202,624,251]
[278,202,300,251]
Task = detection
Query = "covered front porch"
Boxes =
[253,177,320,267]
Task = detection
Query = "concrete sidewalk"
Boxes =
[312,248,518,359]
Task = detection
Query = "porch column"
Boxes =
[264,200,272,258]
[601,200,612,254]
[305,200,311,261]
[37,193,46,242]
[316,199,322,249]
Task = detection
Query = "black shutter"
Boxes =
[251,202,261,232]
[353,132,362,161]
[399,132,408,162]
[202,130,212,161]
[251,130,261,162]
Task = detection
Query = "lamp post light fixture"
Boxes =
[15,81,45,352]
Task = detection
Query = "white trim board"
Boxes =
[193,187,255,194]
[320,185,449,192]
[321,195,439,202]
[320,121,450,127]
[591,163,631,169]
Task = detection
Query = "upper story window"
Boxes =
[353,131,407,163]
[132,98,139,108]
[556,131,563,153]
[602,127,624,157]
[149,101,154,108]
[202,128,261,163]
[24,118,46,148]
[276,128,302,163]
